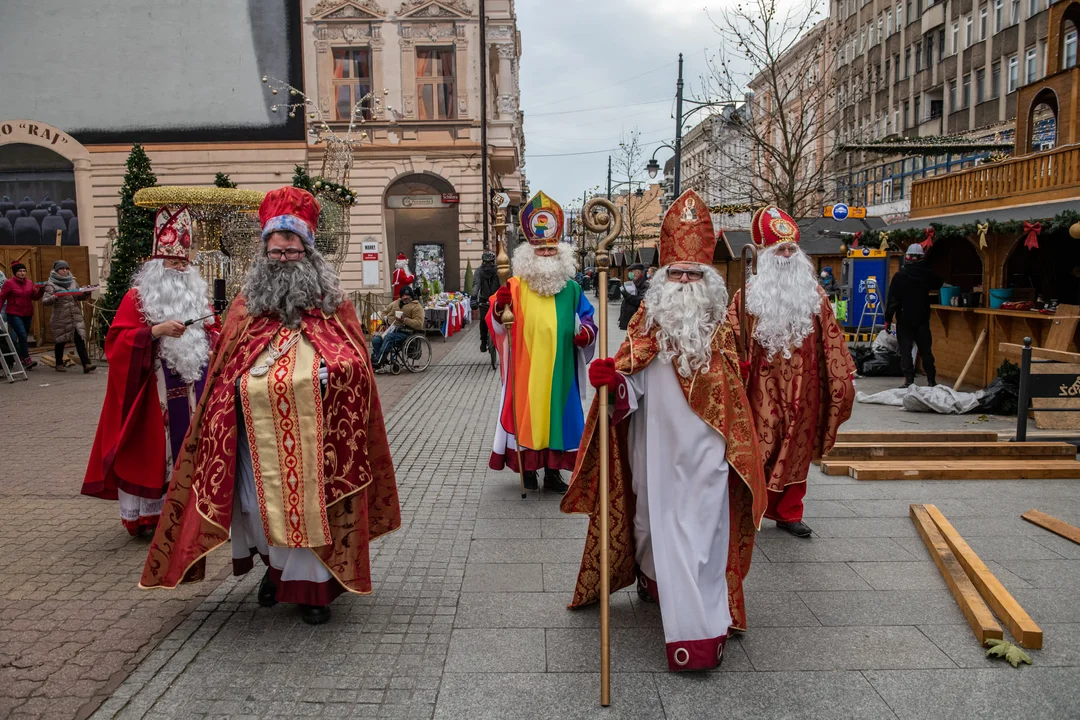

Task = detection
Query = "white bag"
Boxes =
[873,329,899,353]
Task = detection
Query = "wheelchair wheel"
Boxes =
[404,335,432,373]
[390,358,403,375]
[488,342,497,370]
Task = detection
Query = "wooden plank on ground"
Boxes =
[910,504,1003,646]
[825,442,1076,461]
[835,431,999,444]
[998,343,1080,364]
[1022,509,1080,545]
[850,460,1080,480]
[819,461,853,476]
[925,505,1043,649]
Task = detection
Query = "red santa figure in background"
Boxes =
[82,205,218,536]
[728,205,855,538]
[392,252,414,299]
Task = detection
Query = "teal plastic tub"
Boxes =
[939,286,960,306]
[989,288,1014,309]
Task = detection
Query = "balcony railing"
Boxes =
[910,143,1080,218]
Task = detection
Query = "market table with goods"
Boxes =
[424,292,471,338]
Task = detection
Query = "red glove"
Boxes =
[573,327,592,348]
[589,358,617,389]
[494,285,512,312]
[883,321,892,332]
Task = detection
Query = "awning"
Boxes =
[888,199,1080,230]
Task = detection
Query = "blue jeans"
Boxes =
[372,329,409,365]
[5,314,31,361]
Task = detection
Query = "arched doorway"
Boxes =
[1028,89,1059,152]
[0,120,95,248]
[0,143,76,245]
[384,173,461,292]
[926,235,983,292]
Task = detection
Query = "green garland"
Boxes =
[709,203,759,216]
[291,165,356,205]
[863,209,1080,251]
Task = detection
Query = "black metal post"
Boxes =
[479,0,490,251]
[1016,336,1033,442]
[674,53,684,196]
[607,156,612,201]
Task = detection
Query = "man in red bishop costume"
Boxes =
[392,252,414,299]
[562,190,766,672]
[728,205,855,538]
[141,186,401,626]
[83,205,217,536]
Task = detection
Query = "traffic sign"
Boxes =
[832,203,849,221]
[824,204,867,220]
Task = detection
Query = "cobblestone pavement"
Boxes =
[0,326,470,720]
[10,308,1080,719]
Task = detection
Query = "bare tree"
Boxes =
[610,130,660,254]
[703,0,837,216]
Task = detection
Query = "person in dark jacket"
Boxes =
[618,263,649,330]
[884,243,943,388]
[0,262,45,369]
[475,251,501,352]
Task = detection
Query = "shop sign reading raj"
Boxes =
[0,121,71,147]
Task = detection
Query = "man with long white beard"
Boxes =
[83,205,217,536]
[141,186,401,626]
[728,205,855,538]
[562,190,766,672]
[488,191,596,493]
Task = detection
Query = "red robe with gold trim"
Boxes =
[140,297,400,595]
[561,312,767,666]
[728,290,855,523]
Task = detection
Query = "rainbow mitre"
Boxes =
[152,205,194,261]
[658,190,716,267]
[751,205,800,247]
[520,191,564,247]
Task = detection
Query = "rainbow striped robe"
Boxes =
[487,276,596,472]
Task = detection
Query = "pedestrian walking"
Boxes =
[42,260,95,373]
[0,261,45,369]
[474,250,500,353]
[884,243,943,388]
[618,263,648,330]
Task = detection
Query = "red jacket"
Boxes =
[0,276,45,316]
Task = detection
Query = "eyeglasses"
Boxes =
[164,260,191,270]
[267,248,306,260]
[666,268,704,281]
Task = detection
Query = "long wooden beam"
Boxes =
[925,505,1043,649]
[998,343,1080,364]
[910,504,1003,646]
[1022,509,1080,545]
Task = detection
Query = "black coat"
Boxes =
[885,261,943,326]
[618,276,649,329]
[475,264,500,304]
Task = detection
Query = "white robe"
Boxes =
[622,359,733,670]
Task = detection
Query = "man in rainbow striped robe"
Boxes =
[487,191,596,493]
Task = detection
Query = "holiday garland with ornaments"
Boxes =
[290,165,358,205]
[844,209,1080,253]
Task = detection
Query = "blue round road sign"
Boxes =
[832,203,849,221]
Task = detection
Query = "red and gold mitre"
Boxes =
[751,205,800,247]
[658,190,715,267]
[520,191,564,247]
[152,205,194,261]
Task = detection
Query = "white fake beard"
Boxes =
[395,259,409,271]
[745,245,823,360]
[643,265,729,379]
[133,260,211,384]
[513,242,578,297]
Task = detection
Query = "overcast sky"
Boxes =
[516,0,732,212]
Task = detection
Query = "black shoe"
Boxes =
[776,520,813,538]
[301,604,331,625]
[480,343,488,353]
[927,377,937,387]
[257,569,277,607]
[898,380,914,389]
[523,471,538,490]
[543,470,568,494]
[636,577,656,604]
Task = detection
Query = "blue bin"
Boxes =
[989,288,1014,309]
[939,286,960,306]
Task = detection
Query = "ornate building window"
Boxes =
[333,48,373,120]
[416,47,456,120]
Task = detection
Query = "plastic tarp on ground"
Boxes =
[856,384,984,414]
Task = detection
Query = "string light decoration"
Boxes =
[709,203,759,216]
[262,74,391,270]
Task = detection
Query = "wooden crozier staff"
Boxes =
[581,196,623,707]
[740,243,758,363]
[493,206,528,499]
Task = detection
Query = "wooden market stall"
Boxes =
[0,244,94,348]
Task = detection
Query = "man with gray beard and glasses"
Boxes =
[563,191,766,672]
[84,206,218,536]
[141,187,400,627]
[728,205,855,539]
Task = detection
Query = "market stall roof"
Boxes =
[885,199,1080,231]
[718,216,885,257]
[713,231,737,262]
[636,247,658,266]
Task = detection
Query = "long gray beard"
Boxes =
[242,249,343,329]
[513,242,577,297]
[133,260,211,384]
[643,266,729,379]
[745,246,823,360]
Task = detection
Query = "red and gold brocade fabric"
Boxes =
[560,312,766,630]
[140,297,400,594]
[728,290,855,493]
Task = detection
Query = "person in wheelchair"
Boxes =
[373,285,424,368]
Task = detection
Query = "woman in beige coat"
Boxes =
[42,260,95,373]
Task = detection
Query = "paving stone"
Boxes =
[743,591,822,627]
[754,537,917,563]
[468,538,586,565]
[545,628,754,673]
[540,518,590,539]
[918,623,1080,668]
[848,562,950,591]
[993,558,1080,589]
[454,591,641,629]
[461,563,544,593]
[864,667,1080,720]
[743,562,873,592]
[799,590,967,626]
[471,519,541,539]
[1005,589,1080,623]
[434,673,663,719]
[656,669,898,719]
[739,625,955,671]
[839,499,979,518]
[543,563,585,593]
[445,629,546,673]
[805,517,920,538]
[800,500,859,518]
